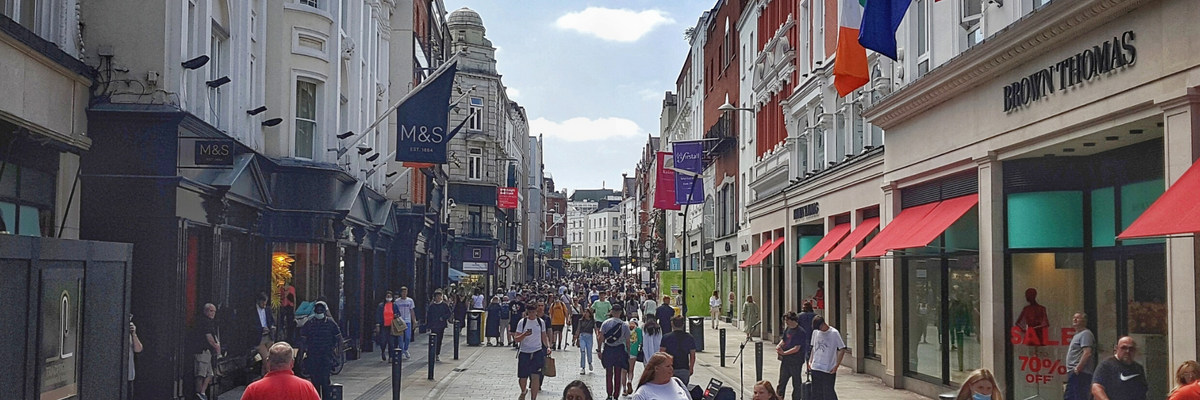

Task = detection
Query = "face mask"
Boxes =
[973,393,991,400]
[386,298,393,302]
[315,312,326,320]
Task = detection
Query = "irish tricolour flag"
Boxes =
[833,0,869,97]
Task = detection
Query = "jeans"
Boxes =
[811,370,838,400]
[399,319,412,353]
[778,362,804,400]
[1064,372,1092,400]
[579,333,594,369]
[433,328,446,355]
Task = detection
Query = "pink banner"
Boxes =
[654,152,680,210]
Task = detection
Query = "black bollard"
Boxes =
[755,340,763,382]
[720,328,727,367]
[454,320,460,360]
[428,333,437,380]
[391,348,402,400]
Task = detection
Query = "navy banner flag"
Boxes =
[395,60,459,164]
[673,141,704,205]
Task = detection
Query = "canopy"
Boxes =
[448,268,468,281]
[1118,159,1200,239]
[823,217,881,261]
[857,194,977,258]
[797,224,851,264]
[740,237,786,267]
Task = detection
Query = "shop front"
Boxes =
[742,201,788,340]
[861,1,1200,398]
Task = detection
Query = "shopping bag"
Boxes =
[391,316,407,336]
[801,371,813,400]
[543,354,557,377]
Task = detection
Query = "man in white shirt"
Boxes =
[807,315,847,400]
[395,287,418,359]
[514,309,552,400]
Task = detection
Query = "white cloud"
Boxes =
[531,117,643,142]
[555,8,674,42]
[506,87,521,99]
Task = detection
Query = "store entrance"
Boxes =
[1093,245,1168,400]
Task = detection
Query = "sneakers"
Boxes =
[435,355,441,362]
[520,389,529,400]
[588,364,594,372]
[580,368,586,375]
[197,393,208,400]
[403,351,411,360]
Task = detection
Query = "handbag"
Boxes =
[391,315,407,336]
[543,353,557,377]
[801,371,813,400]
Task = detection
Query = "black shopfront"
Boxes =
[81,105,408,399]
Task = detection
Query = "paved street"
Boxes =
[221,319,933,400]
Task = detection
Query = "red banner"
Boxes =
[654,152,680,210]
[498,187,518,209]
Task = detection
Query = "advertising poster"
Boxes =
[653,152,680,210]
[672,141,704,205]
[498,187,518,209]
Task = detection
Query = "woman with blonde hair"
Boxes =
[1170,360,1200,398]
[956,369,1004,400]
[632,352,691,400]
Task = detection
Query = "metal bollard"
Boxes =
[755,340,763,382]
[327,383,344,400]
[453,320,461,360]
[720,328,727,367]
[391,348,402,400]
[428,333,437,380]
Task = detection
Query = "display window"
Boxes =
[864,261,882,360]
[902,206,981,385]
[1008,253,1084,400]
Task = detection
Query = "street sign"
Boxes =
[497,254,511,269]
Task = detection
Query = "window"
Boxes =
[209,25,229,130]
[468,148,483,180]
[295,80,318,158]
[468,97,483,131]
[915,0,930,77]
[960,0,983,49]
[299,0,318,8]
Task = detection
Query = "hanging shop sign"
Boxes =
[498,187,518,209]
[654,152,680,210]
[1003,31,1136,113]
[195,140,235,165]
[673,141,705,205]
[1003,30,1132,112]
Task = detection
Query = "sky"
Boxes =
[442,0,716,194]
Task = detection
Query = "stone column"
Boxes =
[1158,89,1200,369]
[880,182,900,387]
[976,153,1007,389]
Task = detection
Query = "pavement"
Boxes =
[219,319,933,400]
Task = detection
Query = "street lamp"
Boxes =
[669,165,704,316]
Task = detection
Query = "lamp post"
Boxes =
[669,165,704,316]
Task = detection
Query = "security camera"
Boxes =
[447,199,457,208]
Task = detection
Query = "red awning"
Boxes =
[856,202,939,258]
[889,194,979,250]
[797,224,851,264]
[1118,159,1200,239]
[856,195,979,258]
[741,237,785,267]
[738,239,775,267]
[822,217,881,261]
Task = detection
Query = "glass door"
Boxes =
[1092,247,1168,400]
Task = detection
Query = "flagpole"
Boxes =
[338,51,466,155]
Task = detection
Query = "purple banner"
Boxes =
[673,141,704,205]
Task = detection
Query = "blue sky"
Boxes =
[442,0,715,193]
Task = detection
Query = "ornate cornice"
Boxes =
[862,0,1155,130]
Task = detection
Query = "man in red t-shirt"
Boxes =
[240,342,320,400]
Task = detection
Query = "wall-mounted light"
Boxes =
[246,106,268,115]
[386,171,398,178]
[337,131,354,140]
[366,153,380,162]
[262,118,283,127]
[358,147,373,155]
[987,0,1003,7]
[182,55,210,70]
[206,76,231,88]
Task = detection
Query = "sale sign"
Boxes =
[498,187,518,209]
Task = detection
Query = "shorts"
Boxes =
[509,318,521,331]
[194,350,213,378]
[601,345,629,370]
[517,349,546,378]
[551,324,565,332]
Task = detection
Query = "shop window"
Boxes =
[272,243,326,307]
[1010,252,1084,400]
[864,261,883,359]
[903,209,980,385]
